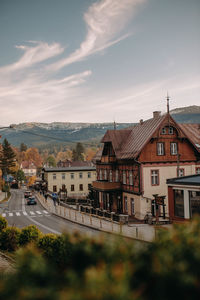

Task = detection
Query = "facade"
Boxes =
[21,161,37,177]
[167,174,200,222]
[92,111,200,220]
[43,166,96,198]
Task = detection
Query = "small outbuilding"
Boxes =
[167,174,200,222]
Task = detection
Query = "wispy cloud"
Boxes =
[48,0,146,70]
[0,41,64,74]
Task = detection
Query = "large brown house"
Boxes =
[92,111,200,220]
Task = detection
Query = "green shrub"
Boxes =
[19,225,41,246]
[0,227,20,251]
[0,216,7,231]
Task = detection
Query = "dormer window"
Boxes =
[161,127,166,134]
[169,126,174,134]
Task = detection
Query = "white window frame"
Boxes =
[70,173,74,179]
[115,170,119,182]
[53,174,56,180]
[123,171,126,185]
[79,172,83,179]
[151,170,159,185]
[171,142,178,155]
[161,127,166,134]
[169,126,174,134]
[157,142,164,155]
[131,198,134,215]
[129,171,133,185]
[88,172,91,178]
[109,170,112,182]
[124,196,128,212]
[104,169,107,180]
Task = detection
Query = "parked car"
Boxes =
[27,197,37,205]
[24,191,32,198]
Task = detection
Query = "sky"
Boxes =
[0,0,199,126]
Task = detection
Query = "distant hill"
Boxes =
[0,106,199,148]
[170,105,200,123]
[0,122,136,148]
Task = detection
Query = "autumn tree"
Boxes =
[86,147,98,161]
[16,169,26,183]
[25,147,43,167]
[56,149,72,162]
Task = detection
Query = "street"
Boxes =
[0,189,101,237]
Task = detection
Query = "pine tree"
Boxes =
[72,143,85,161]
[0,138,16,177]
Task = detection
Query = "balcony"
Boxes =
[101,156,116,163]
[92,180,121,191]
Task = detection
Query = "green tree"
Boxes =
[0,138,16,177]
[46,155,56,167]
[72,143,85,161]
[19,143,27,152]
[16,169,26,183]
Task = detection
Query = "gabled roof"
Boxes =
[99,113,200,160]
[21,161,37,169]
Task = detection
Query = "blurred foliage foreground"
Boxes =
[0,216,200,300]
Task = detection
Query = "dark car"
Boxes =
[27,197,37,205]
[24,191,32,198]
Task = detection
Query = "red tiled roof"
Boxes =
[21,161,37,169]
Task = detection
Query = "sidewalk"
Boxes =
[36,193,162,242]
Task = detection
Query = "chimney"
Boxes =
[140,119,144,125]
[153,111,161,119]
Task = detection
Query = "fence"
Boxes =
[37,193,157,242]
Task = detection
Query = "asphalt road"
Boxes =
[0,189,101,237]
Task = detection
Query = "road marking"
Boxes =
[36,211,42,215]
[30,211,35,215]
[23,211,28,216]
[16,212,20,216]
[43,210,49,214]
[2,213,6,217]
[9,213,13,217]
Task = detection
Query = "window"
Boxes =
[109,170,112,182]
[161,127,166,134]
[53,185,57,192]
[131,198,134,215]
[157,142,165,155]
[62,184,66,191]
[70,173,74,179]
[88,184,92,190]
[171,142,178,155]
[53,174,56,180]
[104,169,107,180]
[79,184,83,191]
[62,173,65,180]
[196,167,200,174]
[123,171,126,185]
[129,171,133,185]
[151,170,159,185]
[71,185,74,191]
[115,170,119,182]
[88,172,91,178]
[169,126,174,134]
[177,168,184,177]
[174,189,184,218]
[79,172,83,179]
[124,196,128,212]
[99,169,102,180]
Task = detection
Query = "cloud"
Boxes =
[0,41,64,74]
[48,0,146,70]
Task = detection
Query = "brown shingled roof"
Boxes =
[179,123,200,151]
[99,113,200,160]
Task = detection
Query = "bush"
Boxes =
[0,216,7,231]
[19,225,41,246]
[0,227,20,251]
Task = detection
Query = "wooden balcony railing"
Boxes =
[92,180,121,191]
[101,156,116,163]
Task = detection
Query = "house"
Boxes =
[92,111,200,220]
[42,166,96,198]
[167,174,200,222]
[57,160,94,168]
[21,161,37,177]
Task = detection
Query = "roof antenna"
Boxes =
[113,120,116,130]
[167,92,170,114]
